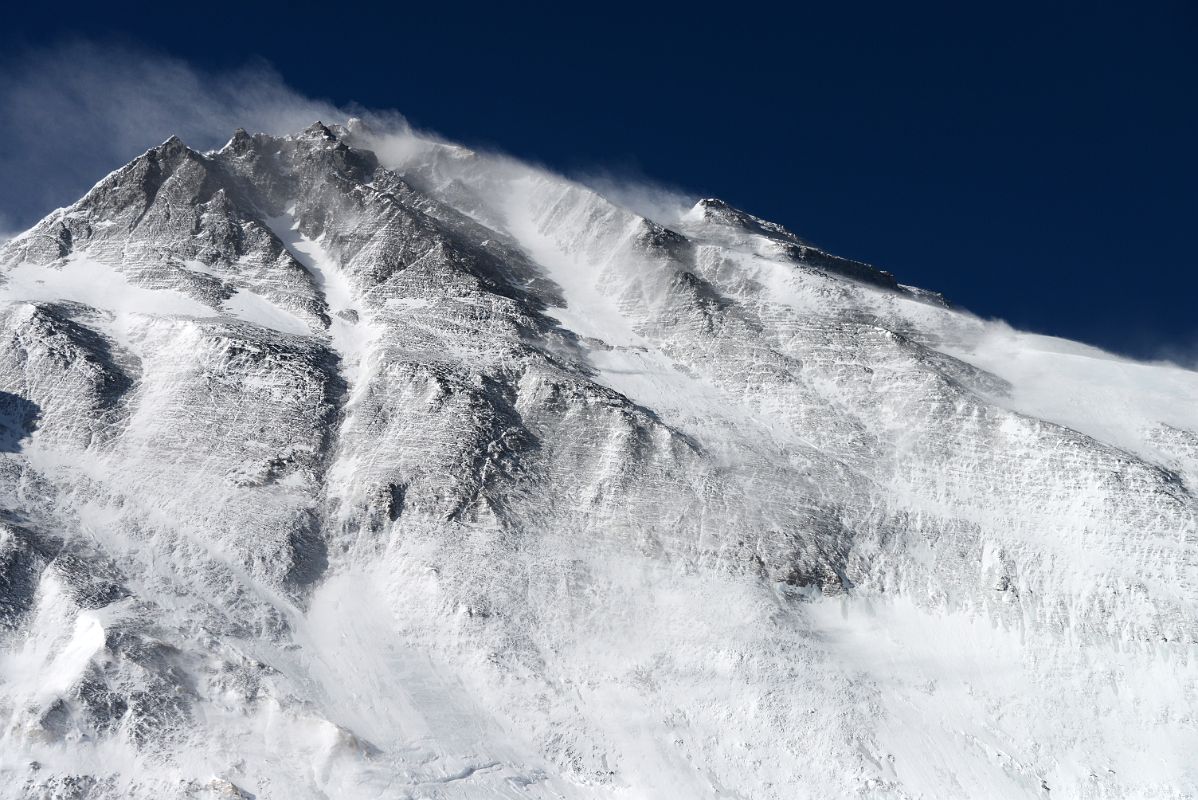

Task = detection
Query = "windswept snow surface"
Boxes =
[943,326,1198,468]
[222,288,312,336]
[265,211,375,392]
[0,255,210,319]
[0,122,1195,799]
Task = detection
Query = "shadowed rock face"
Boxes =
[0,122,1195,799]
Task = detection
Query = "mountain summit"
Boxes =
[1,122,1195,799]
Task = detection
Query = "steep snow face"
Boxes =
[0,121,1195,800]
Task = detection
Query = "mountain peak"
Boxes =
[301,120,338,141]
[685,196,807,243]
[144,133,193,162]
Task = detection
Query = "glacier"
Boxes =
[0,119,1195,799]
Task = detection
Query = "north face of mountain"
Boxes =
[0,121,1195,799]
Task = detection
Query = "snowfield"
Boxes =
[0,120,1195,799]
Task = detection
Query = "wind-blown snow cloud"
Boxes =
[0,41,351,232]
[0,40,697,237]
[0,212,15,246]
[1148,337,1198,372]
[573,169,695,227]
[358,125,697,229]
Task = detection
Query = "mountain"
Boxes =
[0,119,1195,799]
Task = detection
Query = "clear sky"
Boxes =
[1,0,1194,360]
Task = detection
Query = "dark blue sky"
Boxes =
[3,1,1195,359]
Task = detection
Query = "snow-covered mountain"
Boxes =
[1,120,1195,799]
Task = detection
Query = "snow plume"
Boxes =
[357,123,698,227]
[0,40,696,241]
[1149,336,1198,372]
[0,211,15,246]
[0,40,348,232]
[573,168,695,227]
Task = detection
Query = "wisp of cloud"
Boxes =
[0,41,351,233]
[0,40,702,240]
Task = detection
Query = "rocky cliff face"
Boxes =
[0,120,1195,799]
